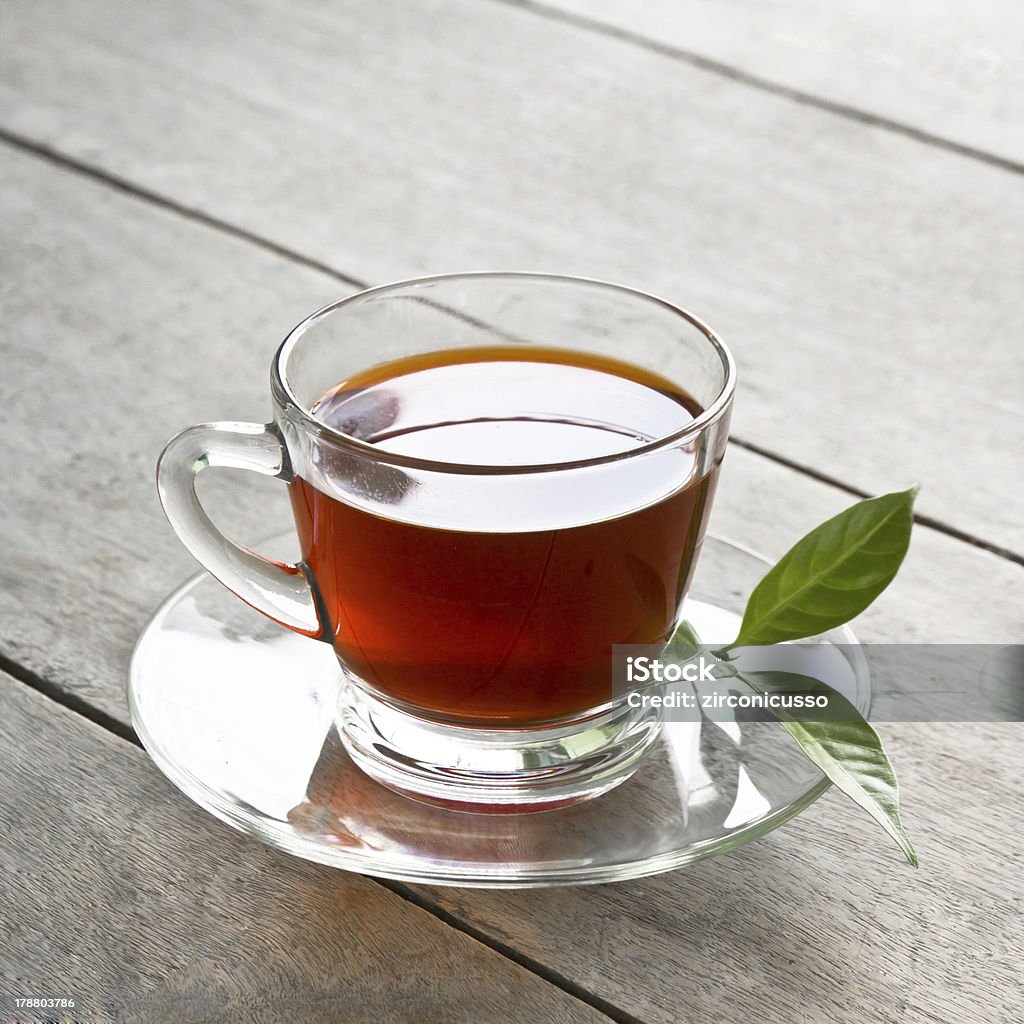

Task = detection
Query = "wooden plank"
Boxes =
[416,721,1024,1024]
[1,0,1022,551]
[1,144,1020,737]
[520,0,1024,166]
[0,673,610,1024]
[520,0,1024,164]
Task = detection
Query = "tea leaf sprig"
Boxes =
[666,487,919,865]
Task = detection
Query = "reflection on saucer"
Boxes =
[130,534,868,886]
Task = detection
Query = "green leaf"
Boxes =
[741,669,918,866]
[735,487,918,646]
[662,618,704,664]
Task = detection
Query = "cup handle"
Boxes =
[157,421,325,638]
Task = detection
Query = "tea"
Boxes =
[288,347,718,725]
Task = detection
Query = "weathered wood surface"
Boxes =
[3,0,1023,552]
[525,0,1024,165]
[1,145,1020,729]
[0,672,609,1024]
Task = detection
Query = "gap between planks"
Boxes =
[490,0,1024,178]
[1,126,1020,572]
[0,650,646,1024]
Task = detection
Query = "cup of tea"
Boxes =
[158,273,735,810]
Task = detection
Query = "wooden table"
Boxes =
[2,2,1022,1021]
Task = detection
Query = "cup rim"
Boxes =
[271,271,736,476]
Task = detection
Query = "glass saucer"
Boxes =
[129,534,869,888]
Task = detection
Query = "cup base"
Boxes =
[337,680,663,813]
